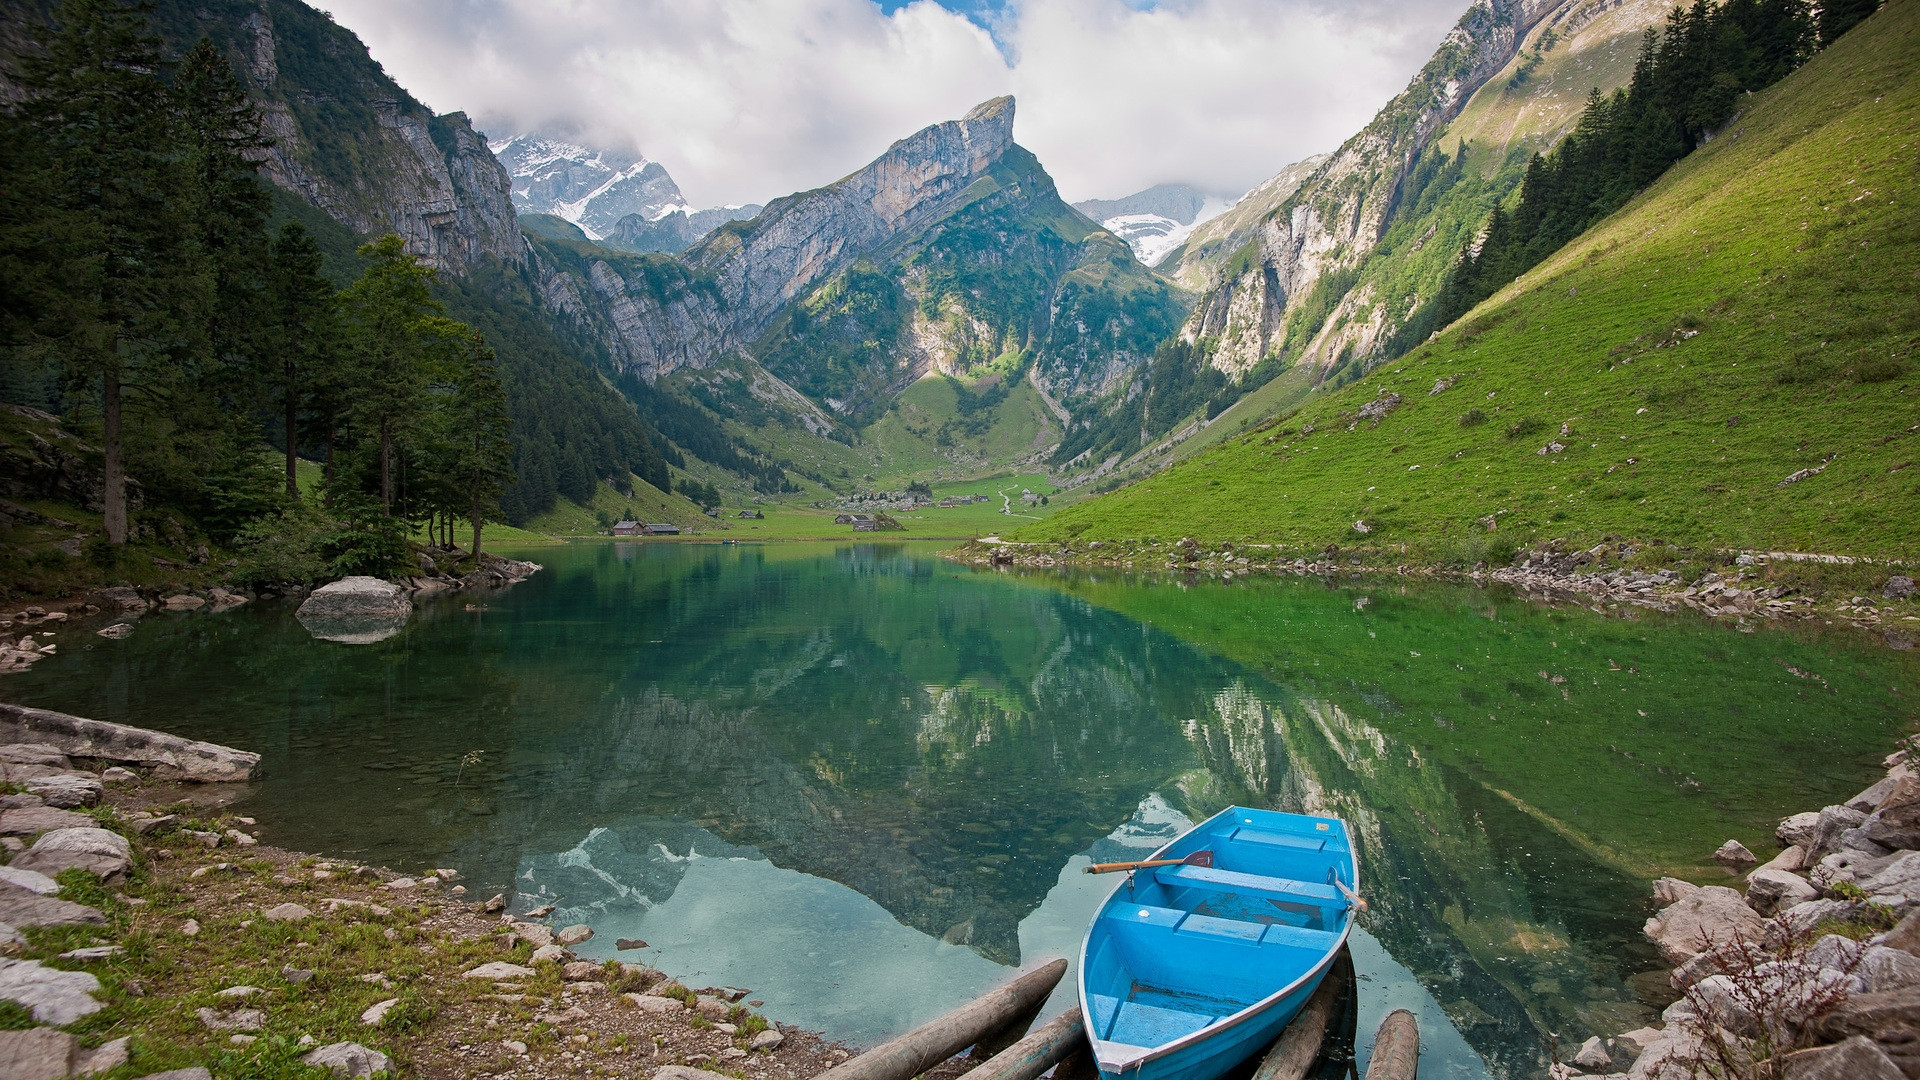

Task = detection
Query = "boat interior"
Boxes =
[1083,811,1355,1051]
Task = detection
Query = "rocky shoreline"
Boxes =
[948,538,1918,637]
[0,706,844,1080]
[1559,740,1920,1079]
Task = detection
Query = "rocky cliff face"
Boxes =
[493,133,689,238]
[686,96,1020,345]
[1184,0,1565,374]
[199,0,525,270]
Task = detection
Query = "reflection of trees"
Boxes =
[1171,681,1662,1079]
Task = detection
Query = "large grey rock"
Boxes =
[1571,1036,1611,1070]
[78,1036,130,1074]
[1713,839,1757,868]
[1645,885,1764,964]
[25,774,101,808]
[0,704,258,781]
[303,1041,394,1077]
[0,867,59,895]
[0,958,103,1024]
[1813,804,1868,855]
[0,806,95,835]
[0,745,69,768]
[12,827,130,879]
[556,924,593,945]
[195,1007,265,1031]
[1746,867,1819,915]
[1812,847,1898,888]
[0,1027,75,1080]
[297,577,412,619]
[1850,773,1905,812]
[1861,776,1920,850]
[1777,1035,1904,1080]
[1862,851,1920,905]
[1651,878,1698,906]
[1879,906,1920,957]
[1778,811,1823,849]
[1777,898,1866,941]
[0,882,105,928]
[462,961,536,980]
[1856,944,1920,993]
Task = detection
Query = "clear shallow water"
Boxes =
[8,541,1916,1078]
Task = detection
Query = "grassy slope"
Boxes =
[1019,2,1920,562]
[521,476,713,536]
[862,375,1058,482]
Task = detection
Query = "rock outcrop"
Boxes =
[296,577,413,620]
[0,705,260,782]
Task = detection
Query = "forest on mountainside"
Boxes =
[1430,0,1849,331]
[0,0,672,587]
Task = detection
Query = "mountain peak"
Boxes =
[963,95,1015,125]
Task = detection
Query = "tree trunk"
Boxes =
[103,365,127,545]
[284,357,298,498]
[471,491,483,562]
[379,417,392,511]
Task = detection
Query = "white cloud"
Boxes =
[317,0,1463,208]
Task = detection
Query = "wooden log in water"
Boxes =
[1365,1009,1419,1080]
[956,1008,1086,1080]
[1251,952,1352,1080]
[811,959,1069,1080]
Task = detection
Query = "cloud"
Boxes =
[317,0,1464,207]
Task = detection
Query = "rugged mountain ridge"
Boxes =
[1072,183,1222,267]
[1185,0,1565,378]
[493,133,689,236]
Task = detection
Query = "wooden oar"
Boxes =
[1084,850,1214,875]
[1331,878,1369,913]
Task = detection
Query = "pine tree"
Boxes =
[16,0,194,546]
[340,234,441,512]
[1818,0,1880,44]
[436,332,514,559]
[264,222,336,497]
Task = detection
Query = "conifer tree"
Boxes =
[17,0,193,546]
[264,222,336,497]
[341,235,442,512]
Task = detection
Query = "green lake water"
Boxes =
[7,541,1916,1079]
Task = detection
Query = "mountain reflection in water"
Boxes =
[9,541,1911,1079]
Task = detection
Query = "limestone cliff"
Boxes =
[1186,0,1563,372]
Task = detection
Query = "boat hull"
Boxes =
[1078,806,1358,1080]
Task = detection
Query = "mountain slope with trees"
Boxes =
[1014,0,1917,563]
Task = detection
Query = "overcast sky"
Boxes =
[318,0,1466,208]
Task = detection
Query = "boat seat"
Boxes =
[1154,864,1347,907]
[1230,826,1329,852]
[1103,999,1216,1046]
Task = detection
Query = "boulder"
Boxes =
[1572,1036,1612,1070]
[1777,1035,1904,1080]
[0,806,95,835]
[360,997,398,1025]
[1850,774,1905,813]
[1778,811,1823,849]
[1673,940,1771,990]
[1880,907,1920,957]
[0,745,68,768]
[296,577,412,619]
[750,1030,784,1051]
[694,995,731,1020]
[462,962,536,980]
[161,595,204,612]
[0,958,104,1024]
[512,923,554,949]
[0,704,258,782]
[195,1007,264,1031]
[1613,1027,1662,1065]
[80,1036,130,1074]
[1777,898,1867,942]
[26,774,101,809]
[1747,867,1819,915]
[1651,878,1699,906]
[1812,848,1897,888]
[556,924,593,946]
[262,903,312,922]
[1713,839,1758,868]
[1811,804,1868,856]
[0,868,58,896]
[303,1041,394,1078]
[12,827,131,879]
[1856,944,1920,993]
[626,994,684,1014]
[1645,885,1764,964]
[562,961,599,981]
[1862,777,1920,850]
[1756,845,1808,874]
[1886,576,1917,600]
[531,944,571,964]
[1862,851,1920,905]
[0,1027,76,1080]
[0,883,104,929]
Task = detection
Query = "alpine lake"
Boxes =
[8,541,1918,1079]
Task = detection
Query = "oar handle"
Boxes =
[1333,879,1369,912]
[1084,858,1182,875]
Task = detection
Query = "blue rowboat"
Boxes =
[1077,806,1359,1080]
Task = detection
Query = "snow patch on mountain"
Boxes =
[1073,183,1232,267]
[492,133,690,238]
